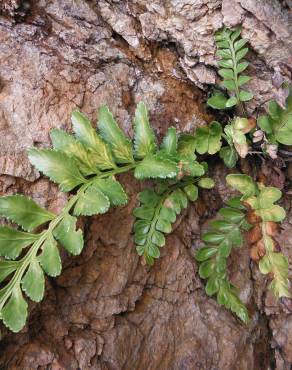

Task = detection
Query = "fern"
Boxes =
[194,121,222,155]
[0,103,191,333]
[133,126,214,265]
[195,197,250,323]
[207,27,253,112]
[134,177,213,265]
[219,117,255,167]
[0,80,290,333]
[258,86,292,146]
[227,174,290,298]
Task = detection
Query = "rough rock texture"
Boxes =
[0,0,291,369]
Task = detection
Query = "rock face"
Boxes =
[0,0,291,369]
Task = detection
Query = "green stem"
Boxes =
[0,162,140,311]
[228,37,246,117]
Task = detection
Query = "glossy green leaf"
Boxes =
[0,261,19,284]
[0,195,54,232]
[236,48,248,61]
[234,38,248,51]
[259,255,272,274]
[98,105,133,164]
[159,206,176,223]
[0,227,38,259]
[156,218,172,233]
[1,286,28,333]
[199,260,214,278]
[174,189,188,209]
[218,69,233,79]
[258,115,272,134]
[136,245,145,256]
[53,214,83,256]
[218,240,232,257]
[237,75,251,86]
[28,149,86,192]
[195,122,222,155]
[22,258,45,302]
[215,256,227,273]
[135,233,147,245]
[138,189,160,207]
[229,228,243,247]
[181,159,205,177]
[216,40,229,48]
[217,49,232,59]
[94,178,128,206]
[152,230,165,247]
[219,146,238,168]
[268,253,290,298]
[198,178,215,189]
[269,278,291,299]
[50,129,99,175]
[218,208,245,223]
[148,243,160,259]
[196,246,218,261]
[74,184,110,216]
[134,154,178,180]
[134,220,151,235]
[177,134,196,158]
[225,96,238,108]
[205,276,220,296]
[134,102,156,158]
[257,88,292,145]
[222,80,236,91]
[239,90,253,102]
[218,59,233,68]
[38,235,62,277]
[71,110,116,170]
[219,285,249,324]
[183,184,198,202]
[232,129,246,145]
[161,127,177,155]
[258,187,282,208]
[230,28,241,41]
[133,206,155,221]
[237,62,248,73]
[202,232,225,244]
[209,220,235,232]
[165,194,181,215]
[207,93,228,110]
[226,174,257,199]
[226,196,245,210]
[256,205,286,222]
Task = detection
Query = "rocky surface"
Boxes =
[0,0,291,369]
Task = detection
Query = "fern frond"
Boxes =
[195,197,249,323]
[0,103,184,333]
[227,175,290,299]
[134,174,213,265]
[208,27,253,112]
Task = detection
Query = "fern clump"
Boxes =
[0,26,291,332]
[0,102,213,332]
